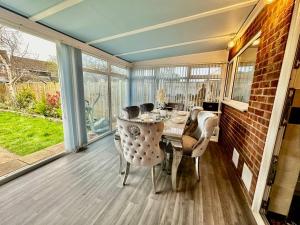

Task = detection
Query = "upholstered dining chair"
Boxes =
[166,102,184,111]
[171,111,218,190]
[140,103,154,113]
[183,108,201,136]
[117,117,165,193]
[114,105,140,174]
[121,106,140,119]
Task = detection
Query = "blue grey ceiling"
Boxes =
[0,0,257,62]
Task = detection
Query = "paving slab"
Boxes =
[0,143,64,177]
[0,159,27,177]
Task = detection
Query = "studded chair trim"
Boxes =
[117,117,165,167]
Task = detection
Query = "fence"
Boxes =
[0,82,60,102]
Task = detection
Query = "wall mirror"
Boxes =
[231,37,259,103]
[224,32,261,111]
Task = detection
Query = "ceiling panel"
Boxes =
[0,0,62,17]
[38,0,252,42]
[122,39,229,62]
[92,6,252,56]
[0,0,257,62]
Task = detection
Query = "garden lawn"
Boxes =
[0,111,63,156]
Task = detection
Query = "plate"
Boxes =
[177,111,187,116]
[152,109,160,114]
[171,117,185,124]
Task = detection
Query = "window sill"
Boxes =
[222,100,248,112]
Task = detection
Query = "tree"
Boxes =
[0,26,29,103]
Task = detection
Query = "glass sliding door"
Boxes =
[111,77,128,129]
[83,72,110,141]
[82,53,111,141]
[82,53,130,142]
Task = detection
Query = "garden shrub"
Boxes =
[15,88,36,110]
[45,92,62,118]
[34,92,62,118]
[34,98,47,116]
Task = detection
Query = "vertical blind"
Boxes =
[131,64,225,109]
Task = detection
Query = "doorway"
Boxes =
[260,37,300,225]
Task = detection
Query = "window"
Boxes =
[82,53,129,141]
[111,65,129,76]
[231,49,257,103]
[131,68,156,105]
[224,32,260,109]
[189,64,222,105]
[82,53,108,72]
[131,64,224,109]
[156,66,188,105]
[83,71,110,141]
[224,62,233,98]
[111,77,128,129]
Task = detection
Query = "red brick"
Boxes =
[220,0,294,203]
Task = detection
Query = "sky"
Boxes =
[1,24,57,61]
[21,31,57,61]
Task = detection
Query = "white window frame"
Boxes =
[222,31,261,112]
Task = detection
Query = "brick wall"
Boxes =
[219,0,295,202]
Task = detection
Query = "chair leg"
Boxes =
[119,154,124,174]
[171,148,183,191]
[114,139,124,174]
[122,162,130,186]
[166,152,171,175]
[152,166,157,194]
[195,157,200,181]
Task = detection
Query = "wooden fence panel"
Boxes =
[0,82,60,102]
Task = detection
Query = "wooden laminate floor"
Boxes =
[0,135,257,225]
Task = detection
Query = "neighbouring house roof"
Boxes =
[0,50,58,82]
[11,56,56,73]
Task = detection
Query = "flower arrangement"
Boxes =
[156,89,167,108]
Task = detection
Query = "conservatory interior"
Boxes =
[0,0,299,225]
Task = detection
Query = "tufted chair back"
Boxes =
[121,106,140,119]
[117,117,165,167]
[191,111,218,158]
[140,103,154,113]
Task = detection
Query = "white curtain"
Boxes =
[56,43,87,152]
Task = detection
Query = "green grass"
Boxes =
[0,111,63,156]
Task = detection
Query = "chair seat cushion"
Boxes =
[182,135,198,154]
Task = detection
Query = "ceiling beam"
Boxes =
[115,34,235,56]
[29,0,84,22]
[88,0,257,45]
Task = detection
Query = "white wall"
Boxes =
[132,50,228,67]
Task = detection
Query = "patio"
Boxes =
[0,143,63,177]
